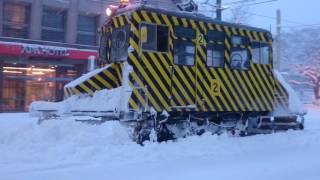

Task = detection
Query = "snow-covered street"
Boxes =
[0,106,320,180]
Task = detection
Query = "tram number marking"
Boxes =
[211,79,221,96]
[197,32,205,45]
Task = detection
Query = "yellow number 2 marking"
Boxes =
[211,79,221,96]
[197,32,205,45]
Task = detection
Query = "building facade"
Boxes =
[0,0,118,112]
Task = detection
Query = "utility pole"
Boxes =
[216,0,222,20]
[276,9,281,70]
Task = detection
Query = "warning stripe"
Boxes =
[64,64,123,96]
[107,8,275,113]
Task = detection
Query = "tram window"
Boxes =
[207,44,225,68]
[231,48,249,70]
[207,30,225,43]
[141,23,169,52]
[157,25,169,52]
[231,36,248,46]
[174,40,195,66]
[252,41,270,64]
[141,23,157,51]
[252,41,260,64]
[110,25,130,62]
[99,35,107,63]
[261,43,270,64]
[174,27,196,39]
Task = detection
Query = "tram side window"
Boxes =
[206,30,226,68]
[99,35,107,63]
[261,43,270,64]
[231,48,249,70]
[174,40,195,66]
[230,36,250,70]
[252,41,270,64]
[140,23,169,52]
[207,44,225,67]
[252,42,260,64]
[231,36,249,46]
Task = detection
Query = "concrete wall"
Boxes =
[1,0,179,45]
[1,0,115,45]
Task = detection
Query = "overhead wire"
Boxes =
[223,0,265,5]
[230,0,277,7]
[200,0,277,10]
[198,0,319,29]
[243,12,320,27]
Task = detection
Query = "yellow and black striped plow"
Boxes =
[64,63,123,97]
[113,8,276,113]
[274,79,289,110]
[65,14,132,97]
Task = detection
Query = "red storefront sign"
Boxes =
[0,41,98,60]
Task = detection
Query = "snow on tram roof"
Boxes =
[111,4,271,35]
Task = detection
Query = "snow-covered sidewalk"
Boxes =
[0,106,320,180]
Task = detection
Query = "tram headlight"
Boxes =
[106,5,118,17]
[106,7,113,17]
[120,0,129,5]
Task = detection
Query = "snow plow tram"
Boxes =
[30,1,305,144]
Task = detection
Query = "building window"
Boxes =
[140,23,169,52]
[42,8,66,42]
[1,63,85,112]
[3,3,30,38]
[77,15,97,45]
[252,42,270,64]
[174,40,195,66]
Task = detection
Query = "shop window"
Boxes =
[42,8,66,42]
[110,25,130,62]
[174,40,195,66]
[3,3,30,38]
[77,15,97,45]
[140,23,169,52]
[252,42,270,65]
[1,63,83,112]
[231,48,249,70]
[207,45,225,68]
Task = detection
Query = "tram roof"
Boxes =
[114,5,271,35]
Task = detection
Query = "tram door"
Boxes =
[170,27,197,110]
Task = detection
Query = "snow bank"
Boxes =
[275,70,306,114]
[29,87,126,117]
[0,115,132,164]
[30,62,133,117]
[0,108,320,180]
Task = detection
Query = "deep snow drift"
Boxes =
[0,106,320,180]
